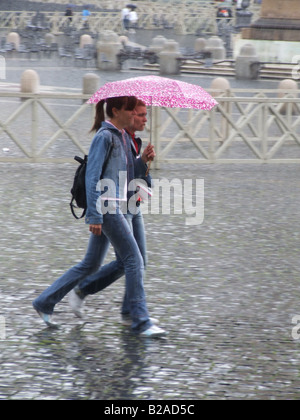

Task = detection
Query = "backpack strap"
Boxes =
[70,197,86,219]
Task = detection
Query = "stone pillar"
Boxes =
[149,35,167,56]
[210,78,231,141]
[236,8,253,30]
[20,70,40,95]
[119,35,128,48]
[45,33,55,46]
[243,0,300,41]
[80,34,93,49]
[278,79,299,115]
[261,0,300,20]
[210,77,231,97]
[194,38,207,54]
[235,43,260,79]
[82,73,100,103]
[159,39,181,75]
[6,32,20,50]
[205,36,226,61]
[96,31,122,71]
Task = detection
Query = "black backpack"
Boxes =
[69,141,114,219]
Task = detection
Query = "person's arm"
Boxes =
[85,130,112,230]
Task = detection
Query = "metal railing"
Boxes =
[0,11,212,36]
[153,92,300,165]
[1,88,300,164]
[0,91,94,163]
[0,1,261,36]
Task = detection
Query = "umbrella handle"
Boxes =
[145,160,152,177]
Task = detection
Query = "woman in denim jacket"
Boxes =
[33,96,165,337]
[69,101,158,326]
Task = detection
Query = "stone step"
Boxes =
[130,61,296,80]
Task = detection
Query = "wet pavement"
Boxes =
[1,161,300,400]
[1,28,300,400]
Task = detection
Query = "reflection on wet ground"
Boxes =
[1,162,300,399]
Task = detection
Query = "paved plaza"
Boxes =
[1,159,300,399]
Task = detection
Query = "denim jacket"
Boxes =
[85,121,150,225]
[129,134,152,188]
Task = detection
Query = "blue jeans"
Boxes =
[33,211,152,334]
[78,210,147,315]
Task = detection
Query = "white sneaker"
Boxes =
[121,315,159,327]
[35,309,59,329]
[140,325,167,338]
[68,289,84,318]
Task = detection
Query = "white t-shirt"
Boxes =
[129,10,138,23]
[121,7,130,19]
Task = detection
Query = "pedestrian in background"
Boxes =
[121,5,130,30]
[128,6,138,29]
[65,6,73,23]
[82,6,91,28]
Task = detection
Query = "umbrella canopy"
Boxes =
[87,75,218,111]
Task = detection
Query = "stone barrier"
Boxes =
[149,35,167,56]
[210,77,231,97]
[205,36,226,61]
[96,31,122,71]
[6,32,20,50]
[194,38,207,54]
[82,73,100,103]
[210,77,231,141]
[278,79,299,115]
[44,33,55,46]
[80,34,93,49]
[20,69,40,96]
[159,39,181,75]
[235,43,260,80]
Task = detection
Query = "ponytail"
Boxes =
[90,99,105,132]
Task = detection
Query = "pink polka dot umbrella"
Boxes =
[87,75,218,111]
